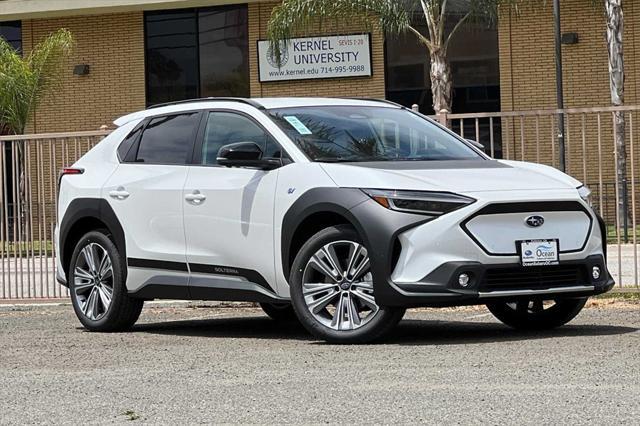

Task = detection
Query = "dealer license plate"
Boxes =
[518,239,559,266]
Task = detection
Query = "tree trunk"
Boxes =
[429,48,452,114]
[606,0,627,235]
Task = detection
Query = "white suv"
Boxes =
[56,98,613,343]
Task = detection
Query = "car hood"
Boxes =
[320,159,582,194]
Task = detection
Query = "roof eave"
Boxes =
[0,0,264,20]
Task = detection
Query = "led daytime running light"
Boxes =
[362,189,475,216]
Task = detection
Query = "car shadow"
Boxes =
[132,314,638,345]
[133,316,313,341]
[385,319,638,346]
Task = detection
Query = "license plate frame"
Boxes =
[517,239,559,267]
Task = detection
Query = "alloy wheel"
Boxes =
[301,240,379,331]
[73,242,114,321]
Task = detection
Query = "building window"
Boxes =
[0,20,22,52]
[385,13,499,115]
[145,5,249,106]
[145,10,199,105]
[385,8,501,156]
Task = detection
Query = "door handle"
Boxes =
[109,187,130,200]
[185,191,206,204]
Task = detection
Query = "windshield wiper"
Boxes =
[314,157,391,163]
[313,157,359,163]
[394,157,437,161]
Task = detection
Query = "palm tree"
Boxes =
[0,28,74,135]
[604,0,627,231]
[267,0,517,114]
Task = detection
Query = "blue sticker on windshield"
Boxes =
[284,116,313,135]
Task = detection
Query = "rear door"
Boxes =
[104,111,202,294]
[183,110,284,300]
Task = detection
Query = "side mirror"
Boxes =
[217,142,281,170]
[466,139,486,153]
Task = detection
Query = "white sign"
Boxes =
[258,34,372,82]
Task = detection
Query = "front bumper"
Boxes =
[386,255,614,307]
[346,189,614,308]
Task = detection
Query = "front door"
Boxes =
[183,111,283,300]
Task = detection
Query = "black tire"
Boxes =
[289,225,405,344]
[486,297,588,330]
[69,231,143,332]
[259,302,297,322]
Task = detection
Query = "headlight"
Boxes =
[577,185,592,207]
[362,189,475,217]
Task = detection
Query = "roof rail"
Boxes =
[340,97,404,108]
[147,97,265,110]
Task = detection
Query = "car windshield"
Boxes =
[267,106,482,162]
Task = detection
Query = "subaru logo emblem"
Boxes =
[525,215,545,227]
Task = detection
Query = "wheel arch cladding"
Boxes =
[281,188,371,280]
[60,198,126,279]
[280,187,430,301]
[596,213,608,260]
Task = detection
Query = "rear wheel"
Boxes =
[69,231,143,331]
[486,297,588,330]
[289,225,405,344]
[259,302,297,321]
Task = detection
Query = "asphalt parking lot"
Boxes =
[1,298,638,424]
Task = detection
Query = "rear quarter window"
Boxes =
[117,124,143,161]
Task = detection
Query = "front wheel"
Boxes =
[486,297,588,330]
[289,225,405,344]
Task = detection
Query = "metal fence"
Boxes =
[0,130,109,299]
[1,105,639,300]
[432,106,640,222]
[433,105,640,288]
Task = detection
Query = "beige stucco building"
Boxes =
[1,0,389,133]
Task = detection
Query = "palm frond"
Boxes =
[0,28,73,135]
[0,38,27,135]
[267,0,412,65]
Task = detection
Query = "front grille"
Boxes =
[481,265,586,292]
[460,201,592,256]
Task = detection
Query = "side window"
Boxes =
[135,113,200,165]
[117,124,143,161]
[201,112,282,165]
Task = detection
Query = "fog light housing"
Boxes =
[458,273,471,287]
[592,266,601,280]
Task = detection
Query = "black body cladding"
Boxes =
[60,195,612,307]
[59,198,127,284]
[391,254,614,307]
